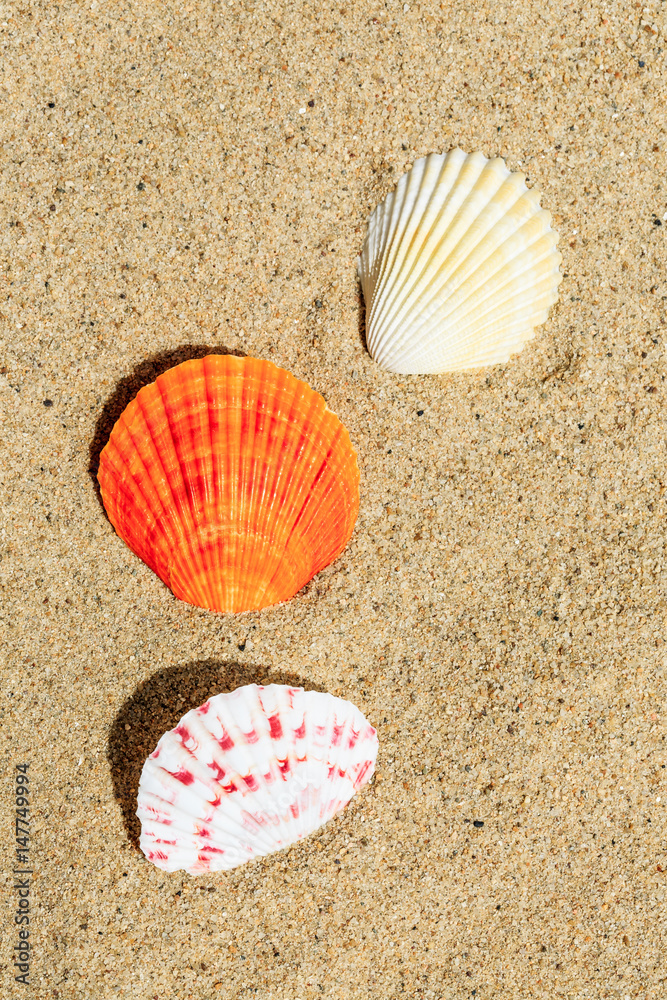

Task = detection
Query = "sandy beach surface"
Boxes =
[1,1,666,997]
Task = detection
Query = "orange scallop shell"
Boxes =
[98,355,360,613]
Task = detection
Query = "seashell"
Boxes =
[136,684,378,873]
[358,149,562,374]
[98,355,359,613]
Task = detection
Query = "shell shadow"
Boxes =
[357,284,368,356]
[88,344,246,518]
[107,660,327,851]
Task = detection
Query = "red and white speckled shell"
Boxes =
[137,684,378,873]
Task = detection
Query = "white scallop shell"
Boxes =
[358,149,562,374]
[136,684,378,873]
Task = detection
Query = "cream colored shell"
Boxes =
[358,149,562,374]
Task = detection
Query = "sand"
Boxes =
[1,1,666,997]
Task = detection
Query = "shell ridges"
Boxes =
[359,149,562,374]
[136,684,378,873]
[98,355,360,613]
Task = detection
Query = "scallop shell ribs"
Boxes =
[359,149,562,374]
[137,684,378,873]
[98,356,360,613]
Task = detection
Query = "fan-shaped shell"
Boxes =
[137,684,378,873]
[98,356,359,613]
[358,149,562,374]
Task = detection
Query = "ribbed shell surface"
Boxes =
[358,149,562,374]
[137,684,378,873]
[98,355,360,613]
